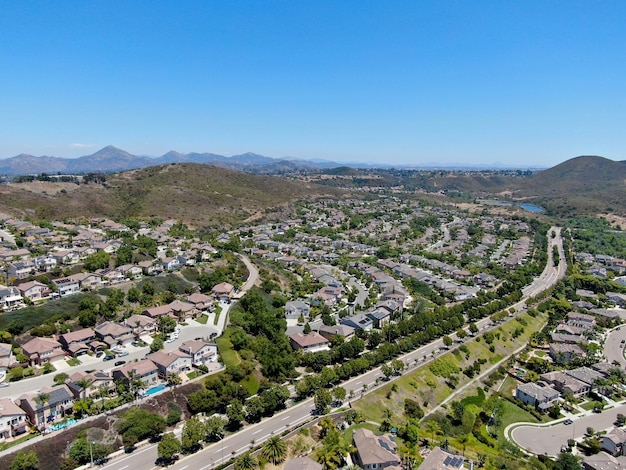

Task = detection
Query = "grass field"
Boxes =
[215,329,241,369]
[353,309,549,427]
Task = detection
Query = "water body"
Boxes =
[480,200,545,213]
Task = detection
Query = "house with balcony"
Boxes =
[179,340,218,366]
[124,314,157,337]
[0,287,23,310]
[112,359,158,388]
[18,385,74,430]
[16,280,50,301]
[7,261,35,280]
[147,350,192,378]
[0,398,27,441]
[52,276,80,297]
[66,370,115,400]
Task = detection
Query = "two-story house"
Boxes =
[94,321,134,348]
[289,332,330,353]
[52,277,80,297]
[147,350,192,378]
[16,280,50,301]
[21,337,65,366]
[58,328,96,357]
[18,385,74,429]
[112,359,159,389]
[0,398,27,441]
[179,340,217,366]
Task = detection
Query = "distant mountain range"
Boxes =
[0,146,544,176]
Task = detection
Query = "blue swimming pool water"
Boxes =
[145,384,166,396]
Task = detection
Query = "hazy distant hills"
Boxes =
[0,146,545,176]
[0,146,343,176]
[0,163,341,228]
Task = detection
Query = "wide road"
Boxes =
[11,228,565,468]
[511,403,626,457]
[604,327,626,368]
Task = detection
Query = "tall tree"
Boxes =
[261,436,288,465]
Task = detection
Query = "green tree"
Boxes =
[555,452,581,470]
[10,450,39,470]
[68,438,109,465]
[181,417,205,453]
[158,432,181,461]
[204,416,227,442]
[150,337,164,353]
[84,251,110,271]
[117,408,166,448]
[233,451,258,470]
[227,399,245,429]
[314,388,333,412]
[261,436,287,465]
[53,372,69,385]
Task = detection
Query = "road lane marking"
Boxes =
[253,428,263,434]
[281,415,290,420]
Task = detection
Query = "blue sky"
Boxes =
[1,1,625,167]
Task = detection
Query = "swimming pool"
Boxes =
[49,418,77,431]
[145,384,166,396]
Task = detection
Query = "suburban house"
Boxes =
[16,281,49,301]
[540,370,592,397]
[419,447,465,470]
[69,272,103,290]
[318,324,356,342]
[52,277,80,297]
[0,398,28,441]
[147,350,192,378]
[18,385,74,429]
[602,428,626,456]
[112,359,159,388]
[0,343,14,376]
[515,383,560,411]
[549,343,587,364]
[59,328,96,356]
[186,292,212,311]
[94,322,134,348]
[289,332,330,353]
[21,337,65,366]
[179,340,218,366]
[0,287,23,310]
[167,299,196,320]
[366,307,392,329]
[212,282,235,301]
[7,261,35,280]
[351,428,402,470]
[284,300,311,321]
[143,305,173,319]
[66,370,115,400]
[340,313,374,332]
[123,314,157,337]
[582,452,626,470]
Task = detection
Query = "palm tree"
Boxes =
[233,451,257,470]
[33,392,50,430]
[76,378,92,400]
[261,436,287,465]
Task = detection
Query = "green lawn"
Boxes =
[353,309,549,425]
[196,314,209,325]
[215,330,241,368]
[213,305,222,325]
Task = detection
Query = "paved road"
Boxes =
[604,327,626,368]
[511,403,626,456]
[0,254,260,400]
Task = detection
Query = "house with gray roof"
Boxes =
[515,383,560,411]
[351,428,401,470]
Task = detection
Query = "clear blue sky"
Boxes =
[1,1,625,167]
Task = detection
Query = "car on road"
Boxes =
[117,350,129,357]
[96,351,104,358]
[103,355,115,361]
[114,360,126,366]
[0,382,9,388]
[210,332,218,339]
[564,419,573,425]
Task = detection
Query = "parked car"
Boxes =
[103,355,115,361]
[114,360,126,366]
[0,382,9,388]
[117,350,129,357]
[564,419,573,425]
[96,351,104,358]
